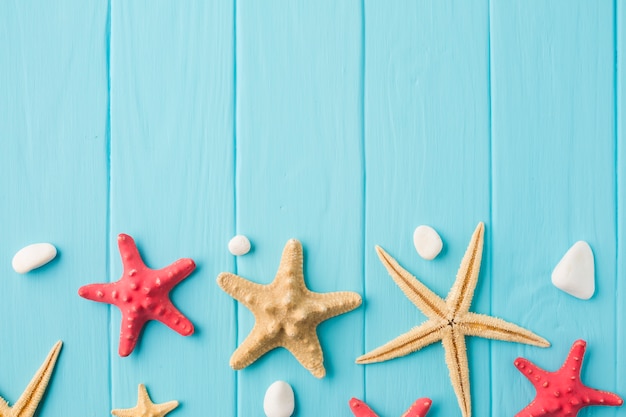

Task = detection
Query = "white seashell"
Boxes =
[12,243,57,274]
[228,235,251,256]
[551,241,594,300]
[413,225,443,260]
[263,380,294,417]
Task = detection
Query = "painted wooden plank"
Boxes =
[491,2,617,416]
[617,0,626,405]
[234,1,364,415]
[109,1,234,416]
[0,0,110,415]
[363,2,491,416]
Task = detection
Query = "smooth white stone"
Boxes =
[551,241,595,300]
[263,380,294,417]
[228,235,251,256]
[413,225,443,260]
[12,243,57,274]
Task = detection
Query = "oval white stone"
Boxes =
[551,241,595,300]
[263,380,294,417]
[12,243,57,274]
[413,225,443,260]
[228,235,251,256]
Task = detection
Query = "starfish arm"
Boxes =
[152,400,180,416]
[308,290,362,322]
[78,282,118,304]
[284,334,326,378]
[117,234,146,271]
[157,258,196,290]
[150,301,194,337]
[349,398,379,417]
[356,320,446,364]
[445,222,484,316]
[138,384,179,416]
[118,315,148,357]
[442,330,471,417]
[230,325,280,371]
[460,312,550,348]
[375,246,447,319]
[276,239,306,287]
[562,341,623,407]
[561,339,586,377]
[11,341,62,417]
[216,272,267,310]
[136,383,151,407]
[111,409,135,417]
[513,357,551,388]
[112,385,179,417]
[402,398,432,417]
[583,388,624,407]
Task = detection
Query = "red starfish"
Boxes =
[349,397,432,417]
[78,234,196,356]
[515,339,623,416]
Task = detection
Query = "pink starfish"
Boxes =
[515,339,623,416]
[349,398,432,417]
[78,234,196,356]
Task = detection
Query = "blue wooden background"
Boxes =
[0,1,623,416]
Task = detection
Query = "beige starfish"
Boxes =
[111,384,178,417]
[356,222,550,417]
[0,340,62,417]
[217,239,362,378]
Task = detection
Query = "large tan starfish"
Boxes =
[111,384,178,417]
[217,239,362,378]
[0,340,62,417]
[357,222,550,417]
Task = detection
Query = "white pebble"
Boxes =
[228,235,251,256]
[264,380,294,417]
[12,243,57,274]
[551,241,595,300]
[413,225,443,260]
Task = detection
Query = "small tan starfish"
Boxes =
[357,222,550,417]
[0,340,62,417]
[217,239,362,378]
[111,384,178,417]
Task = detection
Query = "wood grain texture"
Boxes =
[363,1,490,416]
[109,1,234,415]
[234,0,364,415]
[491,1,617,416]
[617,0,626,405]
[0,0,109,415]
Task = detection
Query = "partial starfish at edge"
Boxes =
[0,341,62,417]
[514,339,622,416]
[111,384,178,417]
[356,222,550,417]
[217,239,362,378]
[349,397,432,417]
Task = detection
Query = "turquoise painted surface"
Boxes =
[109,1,235,416]
[0,1,623,416]
[491,3,617,417]
[364,2,491,415]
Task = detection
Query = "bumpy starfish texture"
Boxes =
[111,384,178,417]
[515,339,623,416]
[349,397,432,417]
[357,222,550,417]
[217,239,362,378]
[0,341,62,417]
[79,234,195,356]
